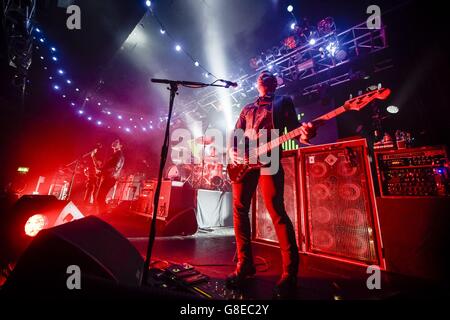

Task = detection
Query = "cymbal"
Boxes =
[193,136,214,145]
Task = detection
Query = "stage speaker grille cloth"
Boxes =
[300,139,383,265]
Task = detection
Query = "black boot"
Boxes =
[273,274,297,299]
[225,263,256,288]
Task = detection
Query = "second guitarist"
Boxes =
[227,71,317,298]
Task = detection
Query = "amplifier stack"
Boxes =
[374,146,449,197]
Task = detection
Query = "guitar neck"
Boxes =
[256,104,348,157]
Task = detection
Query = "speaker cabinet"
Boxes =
[252,150,300,245]
[298,139,385,268]
[3,216,144,294]
[130,181,198,236]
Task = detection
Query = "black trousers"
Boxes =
[232,167,299,276]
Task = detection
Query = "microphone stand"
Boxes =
[64,149,96,201]
[141,78,231,286]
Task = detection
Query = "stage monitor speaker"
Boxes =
[3,216,144,295]
[130,181,198,236]
[252,150,300,246]
[298,139,385,268]
[1,195,84,261]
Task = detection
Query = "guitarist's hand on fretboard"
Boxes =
[299,122,316,145]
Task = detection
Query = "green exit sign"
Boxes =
[17,167,30,174]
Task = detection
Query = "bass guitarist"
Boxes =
[227,71,317,298]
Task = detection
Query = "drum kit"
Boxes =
[167,136,231,191]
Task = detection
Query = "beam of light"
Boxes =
[197,2,234,132]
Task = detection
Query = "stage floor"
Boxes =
[100,212,443,300]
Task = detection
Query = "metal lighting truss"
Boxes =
[2,0,36,91]
[172,20,390,124]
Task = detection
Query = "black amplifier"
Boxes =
[375,146,449,197]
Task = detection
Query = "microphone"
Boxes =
[219,79,238,88]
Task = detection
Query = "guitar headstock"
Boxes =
[344,88,391,111]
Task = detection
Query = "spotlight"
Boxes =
[125,127,131,132]
[35,28,41,33]
[287,5,294,12]
[118,115,123,120]
[97,102,102,106]
[24,214,47,237]
[70,102,75,106]
[107,111,111,115]
[145,0,151,7]
[387,105,399,114]
[78,110,84,114]
[57,69,64,75]
[160,28,166,34]
[97,121,102,125]
[140,117,144,120]
[53,84,60,90]
[51,47,56,52]
[175,44,182,51]
[194,61,199,67]
[290,22,296,30]
[52,56,58,61]
[309,38,316,45]
[66,79,72,84]
[87,117,92,121]
[142,127,147,131]
[39,38,44,43]
[40,56,44,60]
[75,88,80,92]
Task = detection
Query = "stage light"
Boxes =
[62,95,66,98]
[49,76,53,80]
[290,22,296,30]
[150,125,153,129]
[309,38,316,45]
[70,102,75,106]
[97,102,102,106]
[87,117,92,121]
[24,214,48,237]
[140,117,144,120]
[268,64,273,70]
[145,0,151,7]
[107,111,111,115]
[78,110,84,114]
[118,115,123,119]
[287,5,294,12]
[75,88,80,92]
[142,127,147,131]
[85,97,89,101]
[53,84,60,90]
[129,117,133,121]
[35,28,41,33]
[125,127,131,132]
[160,28,166,34]
[40,56,44,60]
[175,44,182,52]
[52,56,58,61]
[204,73,209,78]
[194,61,199,67]
[39,38,44,43]
[51,47,56,52]
[97,121,102,125]
[387,105,399,114]
[58,69,64,75]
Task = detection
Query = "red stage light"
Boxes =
[24,214,48,237]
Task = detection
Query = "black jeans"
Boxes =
[232,167,299,276]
